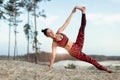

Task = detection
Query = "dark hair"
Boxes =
[41,28,49,36]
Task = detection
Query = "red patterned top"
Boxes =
[53,33,69,47]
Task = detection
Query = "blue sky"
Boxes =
[0,0,120,56]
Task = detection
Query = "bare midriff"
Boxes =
[64,40,73,52]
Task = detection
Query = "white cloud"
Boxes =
[87,13,120,26]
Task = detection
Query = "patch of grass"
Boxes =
[87,66,97,70]
[106,65,120,70]
[65,64,76,69]
[115,66,120,70]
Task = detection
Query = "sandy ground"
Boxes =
[0,60,120,80]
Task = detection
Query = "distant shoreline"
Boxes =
[0,52,120,62]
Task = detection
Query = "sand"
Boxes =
[0,60,120,80]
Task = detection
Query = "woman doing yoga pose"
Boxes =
[41,6,113,73]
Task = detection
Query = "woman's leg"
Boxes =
[70,6,112,73]
[70,50,112,73]
[75,13,86,49]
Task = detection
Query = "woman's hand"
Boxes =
[72,7,76,13]
[49,64,52,70]
[74,6,86,13]
[75,6,80,10]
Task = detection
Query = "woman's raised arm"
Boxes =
[57,7,76,33]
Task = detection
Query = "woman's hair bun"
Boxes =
[41,28,49,36]
[41,29,44,32]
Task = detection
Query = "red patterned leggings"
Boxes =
[69,14,109,72]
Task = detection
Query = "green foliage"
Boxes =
[107,65,120,70]
[0,0,51,61]
[65,64,76,69]
[0,0,3,4]
[0,10,5,19]
[115,66,120,70]
[88,66,97,70]
[0,0,5,19]
[23,24,33,39]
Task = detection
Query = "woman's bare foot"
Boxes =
[107,69,114,73]
[75,6,86,14]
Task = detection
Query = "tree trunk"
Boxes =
[8,17,11,60]
[27,11,30,61]
[14,26,17,60]
[14,1,17,60]
[34,0,38,63]
[27,37,29,61]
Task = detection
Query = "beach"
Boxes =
[0,60,120,80]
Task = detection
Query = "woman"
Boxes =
[41,6,112,73]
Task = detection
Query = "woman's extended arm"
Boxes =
[49,41,57,69]
[57,7,76,33]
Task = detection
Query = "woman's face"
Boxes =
[46,29,55,38]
